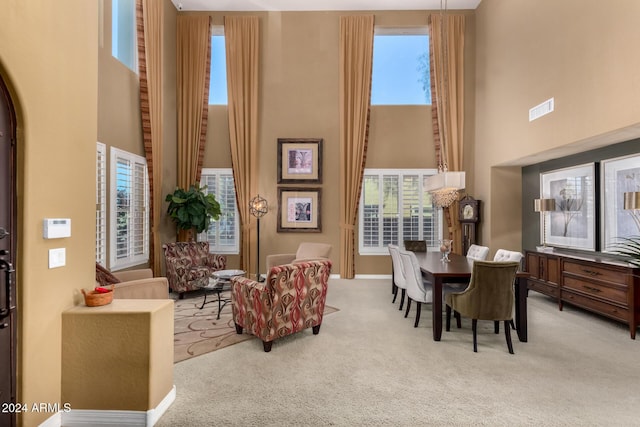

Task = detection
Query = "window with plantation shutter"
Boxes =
[359,169,442,255]
[199,168,239,254]
[96,142,107,266]
[110,147,149,270]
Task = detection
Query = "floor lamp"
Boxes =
[249,195,268,281]
[534,198,556,251]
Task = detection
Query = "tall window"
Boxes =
[209,28,227,105]
[359,169,441,254]
[110,148,149,270]
[112,0,137,72]
[96,142,107,266]
[371,30,431,105]
[199,169,239,254]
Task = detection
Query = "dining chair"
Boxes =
[399,249,433,327]
[445,261,521,354]
[388,244,407,310]
[493,249,523,263]
[466,244,490,261]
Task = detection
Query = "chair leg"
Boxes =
[414,302,422,327]
[472,319,478,352]
[399,289,406,311]
[504,320,514,354]
[445,305,452,331]
[404,298,412,318]
[234,323,243,334]
[262,341,273,352]
[455,311,461,329]
[494,321,499,334]
[178,292,185,300]
[312,324,321,334]
[392,285,398,303]
[510,319,516,330]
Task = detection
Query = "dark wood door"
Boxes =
[0,75,17,427]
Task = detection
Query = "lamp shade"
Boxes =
[624,192,640,210]
[424,171,466,192]
[534,198,556,212]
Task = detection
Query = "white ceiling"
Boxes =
[170,0,482,12]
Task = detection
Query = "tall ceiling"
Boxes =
[170,0,482,12]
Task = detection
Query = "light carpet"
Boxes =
[158,278,640,426]
[173,290,338,363]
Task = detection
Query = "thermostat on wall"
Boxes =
[43,218,71,239]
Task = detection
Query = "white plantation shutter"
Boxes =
[199,169,239,254]
[359,169,441,254]
[96,142,107,266]
[110,147,149,270]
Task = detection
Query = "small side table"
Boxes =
[199,269,245,319]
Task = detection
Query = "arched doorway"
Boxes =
[0,73,17,427]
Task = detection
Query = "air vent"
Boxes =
[529,97,554,122]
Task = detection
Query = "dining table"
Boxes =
[414,251,529,342]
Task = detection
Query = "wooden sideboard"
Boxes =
[525,250,640,339]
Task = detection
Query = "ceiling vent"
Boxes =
[529,97,554,122]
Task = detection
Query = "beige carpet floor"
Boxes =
[173,290,338,363]
[159,278,640,426]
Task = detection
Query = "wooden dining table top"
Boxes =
[413,251,474,279]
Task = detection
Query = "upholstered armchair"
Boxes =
[265,242,332,270]
[95,264,169,299]
[162,242,226,299]
[230,260,332,352]
[445,261,520,354]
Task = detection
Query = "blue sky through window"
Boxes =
[372,34,431,105]
[209,36,227,105]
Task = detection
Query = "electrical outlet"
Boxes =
[49,248,66,268]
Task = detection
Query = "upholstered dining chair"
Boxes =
[445,261,520,354]
[399,249,433,327]
[466,244,490,261]
[493,249,523,263]
[388,244,407,310]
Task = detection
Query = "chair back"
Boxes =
[403,240,427,252]
[458,261,520,320]
[388,245,407,290]
[295,242,332,260]
[466,244,489,261]
[163,241,210,263]
[493,249,523,264]
[399,249,432,303]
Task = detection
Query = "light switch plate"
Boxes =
[49,248,66,268]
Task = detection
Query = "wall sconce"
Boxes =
[534,198,556,251]
[249,195,268,281]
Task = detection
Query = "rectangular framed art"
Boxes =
[277,138,323,184]
[601,153,640,252]
[277,187,322,232]
[540,163,596,251]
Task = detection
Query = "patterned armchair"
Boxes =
[162,242,226,299]
[230,260,332,352]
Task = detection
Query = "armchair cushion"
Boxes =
[231,260,332,352]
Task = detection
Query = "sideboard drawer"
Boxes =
[562,276,627,305]
[563,260,629,285]
[562,290,628,322]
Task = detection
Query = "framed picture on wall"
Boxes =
[277,138,323,184]
[601,153,640,252]
[277,187,322,232]
[540,163,596,251]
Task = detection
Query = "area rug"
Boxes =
[174,291,338,363]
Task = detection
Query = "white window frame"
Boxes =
[372,27,431,106]
[359,168,442,255]
[96,142,107,266]
[109,147,149,270]
[198,168,239,254]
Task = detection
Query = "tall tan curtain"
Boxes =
[136,0,163,274]
[429,14,465,251]
[339,15,374,279]
[176,15,212,194]
[225,16,260,276]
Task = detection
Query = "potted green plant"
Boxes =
[612,236,640,268]
[165,184,221,240]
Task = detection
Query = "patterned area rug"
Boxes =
[174,290,338,363]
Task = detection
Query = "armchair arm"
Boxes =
[265,253,296,270]
[230,276,272,339]
[112,277,169,299]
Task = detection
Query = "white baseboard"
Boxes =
[354,274,392,279]
[42,385,176,427]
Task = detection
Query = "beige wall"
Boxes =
[203,10,476,275]
[474,0,640,254]
[0,1,98,426]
